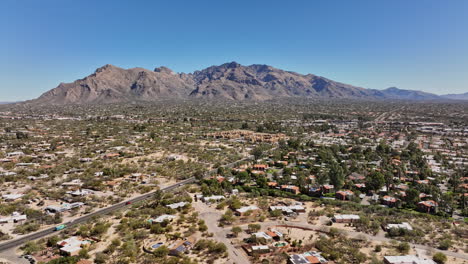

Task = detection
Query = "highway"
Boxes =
[0,155,253,253]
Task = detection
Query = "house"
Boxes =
[267,182,278,188]
[265,229,283,240]
[336,190,354,200]
[27,174,49,181]
[383,255,436,264]
[417,200,438,213]
[348,173,365,182]
[395,184,409,191]
[270,204,305,215]
[242,244,271,256]
[275,160,288,166]
[60,245,82,256]
[332,214,360,223]
[0,212,27,224]
[354,183,366,190]
[252,232,273,242]
[288,251,328,264]
[382,195,397,207]
[150,214,176,223]
[416,180,429,185]
[166,202,188,209]
[168,237,196,256]
[57,237,90,256]
[251,245,270,254]
[6,151,24,158]
[45,202,84,214]
[61,179,83,190]
[2,193,24,201]
[308,187,322,196]
[201,195,225,203]
[419,193,431,200]
[253,164,268,171]
[384,222,413,231]
[66,189,93,196]
[281,185,300,195]
[235,205,260,216]
[321,184,334,194]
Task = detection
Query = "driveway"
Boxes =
[193,201,251,264]
[0,247,29,264]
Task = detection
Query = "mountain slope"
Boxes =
[31,62,447,104]
[441,92,468,100]
[189,62,380,100]
[35,64,194,104]
[377,87,442,100]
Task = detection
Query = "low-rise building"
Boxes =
[269,204,305,215]
[166,202,188,209]
[281,185,300,195]
[336,190,354,200]
[201,195,225,203]
[57,237,90,256]
[168,237,196,256]
[2,193,24,201]
[417,200,438,213]
[252,232,273,242]
[382,195,398,207]
[235,205,260,216]
[288,251,328,264]
[150,214,177,223]
[332,214,360,223]
[0,212,27,224]
[385,222,413,231]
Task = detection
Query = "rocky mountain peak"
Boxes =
[154,66,174,74]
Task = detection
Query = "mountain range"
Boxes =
[30,62,466,104]
[440,92,468,100]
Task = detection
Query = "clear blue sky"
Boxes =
[1,0,467,101]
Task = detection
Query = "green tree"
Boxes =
[231,226,242,237]
[366,172,385,192]
[248,223,261,233]
[328,162,344,190]
[153,245,169,258]
[94,253,109,264]
[433,252,447,264]
[397,242,410,254]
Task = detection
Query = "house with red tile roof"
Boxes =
[382,195,397,207]
[281,185,300,195]
[336,190,354,200]
[417,200,438,213]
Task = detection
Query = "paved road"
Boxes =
[0,155,254,254]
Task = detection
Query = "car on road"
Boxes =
[55,224,66,231]
[125,201,132,205]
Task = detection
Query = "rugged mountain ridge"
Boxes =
[32,62,449,104]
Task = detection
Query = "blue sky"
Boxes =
[1,0,467,101]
